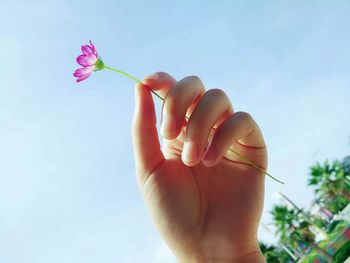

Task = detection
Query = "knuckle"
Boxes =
[236,111,253,121]
[175,76,205,95]
[153,71,169,77]
[205,88,227,99]
[166,78,201,103]
[187,75,201,82]
[150,71,176,82]
[181,75,202,84]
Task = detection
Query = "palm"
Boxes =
[141,130,266,252]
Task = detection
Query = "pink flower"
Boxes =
[73,40,104,82]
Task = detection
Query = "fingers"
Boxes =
[182,89,233,166]
[133,71,266,176]
[132,71,177,187]
[140,71,177,99]
[202,111,266,167]
[161,76,205,139]
[131,85,162,187]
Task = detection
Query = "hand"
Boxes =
[132,72,266,263]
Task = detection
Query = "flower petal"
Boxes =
[76,55,89,66]
[81,45,93,55]
[73,66,95,77]
[74,41,100,82]
[89,40,98,56]
[73,69,82,77]
[76,73,91,82]
[76,54,97,66]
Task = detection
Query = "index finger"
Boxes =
[141,71,177,99]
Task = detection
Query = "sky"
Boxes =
[0,0,350,262]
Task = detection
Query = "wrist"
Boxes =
[178,251,265,263]
[175,240,265,263]
[180,254,265,263]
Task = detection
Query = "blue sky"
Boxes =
[0,0,349,262]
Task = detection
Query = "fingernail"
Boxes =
[149,73,159,80]
[182,141,200,165]
[142,74,158,86]
[203,147,217,166]
[161,111,177,136]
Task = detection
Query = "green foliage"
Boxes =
[313,217,326,228]
[331,220,348,234]
[259,242,291,263]
[328,220,343,233]
[326,195,348,214]
[308,159,350,213]
[267,156,350,262]
[271,205,299,241]
[334,240,350,263]
[259,242,276,254]
[270,205,316,253]
[265,250,290,263]
[319,221,349,252]
[302,253,322,263]
[342,156,350,174]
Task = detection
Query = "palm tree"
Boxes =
[259,242,276,254]
[271,205,299,241]
[271,204,306,254]
[271,206,318,247]
[271,205,334,261]
[308,159,350,213]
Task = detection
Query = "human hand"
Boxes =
[132,72,266,263]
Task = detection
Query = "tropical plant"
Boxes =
[334,240,350,263]
[308,159,350,213]
[259,242,291,263]
[271,205,299,242]
[271,205,314,254]
[312,217,326,229]
[342,155,350,174]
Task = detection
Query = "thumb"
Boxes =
[132,81,164,188]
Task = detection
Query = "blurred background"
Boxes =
[0,0,349,262]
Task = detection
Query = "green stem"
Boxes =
[104,65,163,101]
[104,65,284,184]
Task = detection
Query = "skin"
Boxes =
[132,72,267,263]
